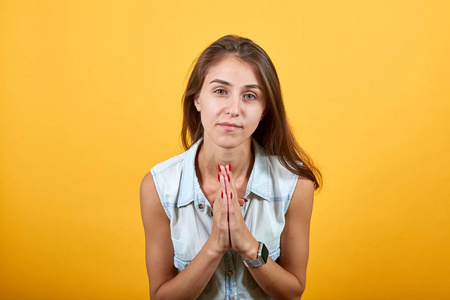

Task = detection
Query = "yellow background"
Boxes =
[1,0,449,299]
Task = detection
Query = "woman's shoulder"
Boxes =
[141,151,188,218]
[266,154,300,186]
[151,141,201,176]
[149,152,186,202]
[253,139,299,178]
[151,151,186,176]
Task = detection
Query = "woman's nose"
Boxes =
[227,95,240,117]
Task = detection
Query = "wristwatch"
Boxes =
[241,242,269,268]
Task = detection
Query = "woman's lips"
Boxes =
[218,122,242,131]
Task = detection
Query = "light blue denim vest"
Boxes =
[151,139,299,299]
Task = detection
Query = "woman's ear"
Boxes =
[194,94,201,112]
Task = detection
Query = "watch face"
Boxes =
[260,243,269,264]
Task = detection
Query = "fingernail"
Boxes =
[243,198,248,202]
[218,164,221,172]
[228,163,231,171]
[227,174,230,182]
[230,192,233,199]
[221,191,223,199]
[218,173,220,182]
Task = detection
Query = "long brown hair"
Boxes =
[181,35,322,190]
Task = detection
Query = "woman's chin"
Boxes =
[211,136,251,150]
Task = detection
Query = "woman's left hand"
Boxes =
[219,164,259,260]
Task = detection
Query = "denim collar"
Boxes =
[177,139,271,208]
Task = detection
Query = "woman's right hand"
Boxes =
[206,173,231,256]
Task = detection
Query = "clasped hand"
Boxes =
[209,164,257,260]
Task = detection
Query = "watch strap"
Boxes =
[241,242,268,268]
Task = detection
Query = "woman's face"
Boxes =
[194,56,266,149]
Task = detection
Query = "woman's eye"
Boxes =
[214,89,226,95]
[243,94,256,100]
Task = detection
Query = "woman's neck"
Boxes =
[195,138,254,187]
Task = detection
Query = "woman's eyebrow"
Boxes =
[209,79,262,91]
[209,79,231,86]
[244,84,262,91]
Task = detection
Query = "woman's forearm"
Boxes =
[247,258,305,300]
[151,240,224,300]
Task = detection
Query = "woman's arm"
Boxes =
[140,172,230,300]
[248,177,314,299]
[224,163,314,299]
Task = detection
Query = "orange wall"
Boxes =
[1,1,449,299]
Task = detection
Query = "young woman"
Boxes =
[140,35,321,300]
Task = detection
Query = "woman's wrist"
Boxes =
[204,239,228,260]
[237,239,260,260]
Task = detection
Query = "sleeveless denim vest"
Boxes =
[151,139,298,299]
